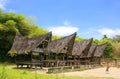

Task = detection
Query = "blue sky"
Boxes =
[0,0,120,39]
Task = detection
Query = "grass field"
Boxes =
[0,63,114,79]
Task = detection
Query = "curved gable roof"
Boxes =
[72,38,93,57]
[94,43,107,57]
[87,44,97,57]
[47,32,76,54]
[8,32,52,54]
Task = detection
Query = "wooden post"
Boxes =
[73,56,76,65]
[66,54,69,66]
[39,53,42,61]
[62,54,65,61]
[78,56,80,65]
[44,54,48,67]
[46,55,48,60]
[55,54,58,67]
[62,54,65,66]
[30,52,32,62]
[55,54,58,60]
[85,58,87,65]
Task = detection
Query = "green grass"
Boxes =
[0,63,115,79]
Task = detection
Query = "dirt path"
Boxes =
[61,67,120,79]
[8,65,120,79]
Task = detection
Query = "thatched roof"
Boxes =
[26,32,51,52]
[8,32,52,54]
[72,42,81,55]
[8,33,28,54]
[87,44,97,57]
[47,32,76,54]
[72,38,93,57]
[94,43,107,57]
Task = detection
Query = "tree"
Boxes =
[75,36,86,42]
[29,25,47,37]
[93,39,100,44]
[112,42,120,58]
[101,35,113,58]
[104,43,113,58]
[0,10,48,62]
[103,35,108,39]
[113,35,120,42]
[112,35,120,59]
[52,35,63,40]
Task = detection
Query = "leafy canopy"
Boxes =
[0,9,48,62]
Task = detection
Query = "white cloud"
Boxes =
[49,26,78,36]
[98,28,120,37]
[0,0,8,10]
[48,20,79,36]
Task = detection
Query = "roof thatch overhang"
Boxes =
[87,44,97,58]
[47,32,76,55]
[72,38,93,58]
[72,42,81,56]
[8,32,52,54]
[8,33,28,54]
[94,43,107,57]
[26,32,52,53]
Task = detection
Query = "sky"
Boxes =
[0,0,120,39]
